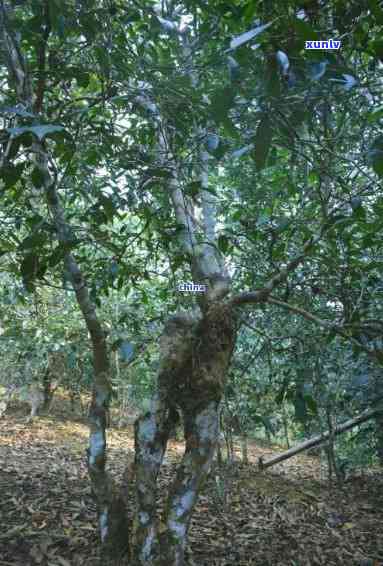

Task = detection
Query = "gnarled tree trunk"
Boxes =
[131,303,237,565]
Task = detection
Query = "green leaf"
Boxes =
[304,395,318,415]
[369,0,383,25]
[352,203,366,221]
[7,124,65,141]
[253,116,273,171]
[290,108,307,128]
[76,71,90,89]
[275,376,289,405]
[55,135,76,162]
[243,2,258,24]
[172,254,185,271]
[218,234,230,254]
[20,253,38,280]
[1,163,25,189]
[370,38,383,60]
[272,243,285,261]
[7,138,21,160]
[186,181,202,197]
[146,167,172,179]
[292,19,319,46]
[308,170,319,184]
[0,246,15,258]
[369,135,383,177]
[141,290,149,304]
[202,185,218,196]
[20,233,45,250]
[232,210,242,221]
[210,86,236,125]
[99,195,115,221]
[48,247,65,268]
[265,55,281,97]
[367,106,383,124]
[31,167,45,189]
[221,117,239,139]
[36,259,47,279]
[95,46,110,75]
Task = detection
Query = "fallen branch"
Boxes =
[258,408,381,470]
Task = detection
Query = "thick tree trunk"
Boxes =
[131,393,171,564]
[159,401,219,566]
[131,302,237,565]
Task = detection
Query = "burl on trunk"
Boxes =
[126,302,237,565]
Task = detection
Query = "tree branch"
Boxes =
[0,2,33,104]
[266,296,383,364]
[230,219,341,307]
[33,0,51,114]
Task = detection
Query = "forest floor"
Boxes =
[0,395,382,566]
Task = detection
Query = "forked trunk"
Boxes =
[126,303,237,565]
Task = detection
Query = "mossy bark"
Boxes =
[131,394,172,564]
[130,303,237,565]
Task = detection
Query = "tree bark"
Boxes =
[159,401,219,566]
[132,393,171,564]
[41,159,130,561]
[131,302,237,565]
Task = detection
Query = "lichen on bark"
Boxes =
[132,302,237,565]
